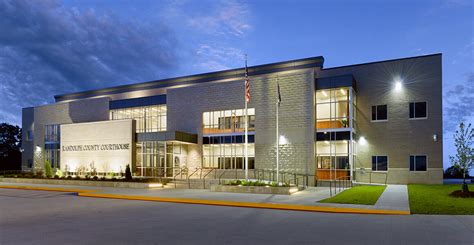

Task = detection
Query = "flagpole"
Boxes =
[244,55,249,181]
[276,80,279,184]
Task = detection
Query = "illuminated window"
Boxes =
[44,124,60,168]
[110,105,167,132]
[203,108,255,135]
[315,88,353,129]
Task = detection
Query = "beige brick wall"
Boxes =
[320,54,443,184]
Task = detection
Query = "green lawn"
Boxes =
[319,185,386,205]
[408,184,474,215]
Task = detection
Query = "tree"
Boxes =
[125,164,132,181]
[0,123,22,171]
[44,160,53,178]
[450,122,474,193]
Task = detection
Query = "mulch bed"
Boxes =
[450,190,474,198]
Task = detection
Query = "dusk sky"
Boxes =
[0,0,472,168]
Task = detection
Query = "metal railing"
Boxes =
[173,167,187,188]
[329,176,352,196]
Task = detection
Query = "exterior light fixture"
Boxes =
[394,78,403,91]
[359,136,367,145]
[279,135,288,145]
[433,134,438,142]
[35,145,41,152]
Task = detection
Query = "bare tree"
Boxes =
[450,122,474,193]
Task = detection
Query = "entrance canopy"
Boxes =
[137,131,197,144]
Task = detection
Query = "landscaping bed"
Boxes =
[408,184,474,215]
[211,180,300,195]
[0,176,164,189]
[319,185,387,205]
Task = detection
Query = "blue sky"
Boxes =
[0,0,472,168]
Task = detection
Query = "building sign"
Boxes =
[60,120,135,173]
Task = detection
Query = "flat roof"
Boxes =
[55,56,325,102]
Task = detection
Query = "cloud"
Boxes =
[0,0,179,125]
[188,0,252,38]
[194,44,245,71]
[443,72,474,132]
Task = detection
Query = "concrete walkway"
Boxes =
[375,185,410,212]
[0,182,410,214]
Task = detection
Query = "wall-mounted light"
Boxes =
[35,145,41,152]
[359,136,367,145]
[279,135,288,145]
[433,134,438,142]
[394,78,403,91]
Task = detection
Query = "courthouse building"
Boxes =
[21,53,443,184]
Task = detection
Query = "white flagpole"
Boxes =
[244,55,249,181]
[276,78,280,184]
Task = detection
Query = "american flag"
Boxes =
[245,59,250,103]
[277,81,281,106]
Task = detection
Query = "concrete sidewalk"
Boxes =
[0,182,410,214]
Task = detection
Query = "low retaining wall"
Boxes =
[210,185,301,195]
[0,178,162,189]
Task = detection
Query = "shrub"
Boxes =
[100,177,106,181]
[66,175,73,179]
[53,175,60,179]
[92,176,99,181]
[125,164,132,181]
[44,160,53,178]
[55,169,64,178]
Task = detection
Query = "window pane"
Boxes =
[410,156,415,171]
[415,102,427,118]
[409,103,415,118]
[372,106,376,121]
[377,105,387,120]
[415,156,427,171]
[372,156,377,171]
[378,156,388,171]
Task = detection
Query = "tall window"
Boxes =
[372,105,387,121]
[316,88,353,129]
[410,155,427,171]
[203,136,255,169]
[44,124,60,168]
[372,156,388,171]
[110,105,167,133]
[203,109,255,135]
[409,102,427,119]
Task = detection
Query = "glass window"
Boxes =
[316,88,352,130]
[372,105,388,121]
[410,155,427,171]
[109,105,167,132]
[409,102,427,119]
[203,108,255,135]
[26,130,33,141]
[372,156,388,171]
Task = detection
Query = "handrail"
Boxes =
[202,169,215,189]
[218,169,228,184]
[187,168,201,188]
[173,167,187,188]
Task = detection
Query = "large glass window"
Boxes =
[203,143,255,169]
[203,108,255,135]
[409,102,427,119]
[372,156,388,171]
[44,124,60,168]
[316,88,353,130]
[110,105,166,132]
[410,155,427,171]
[136,141,187,177]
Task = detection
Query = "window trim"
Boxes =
[371,155,389,172]
[371,104,388,122]
[409,155,428,172]
[409,101,428,120]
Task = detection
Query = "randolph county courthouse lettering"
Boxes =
[22,54,443,184]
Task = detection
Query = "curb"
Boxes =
[0,185,410,215]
